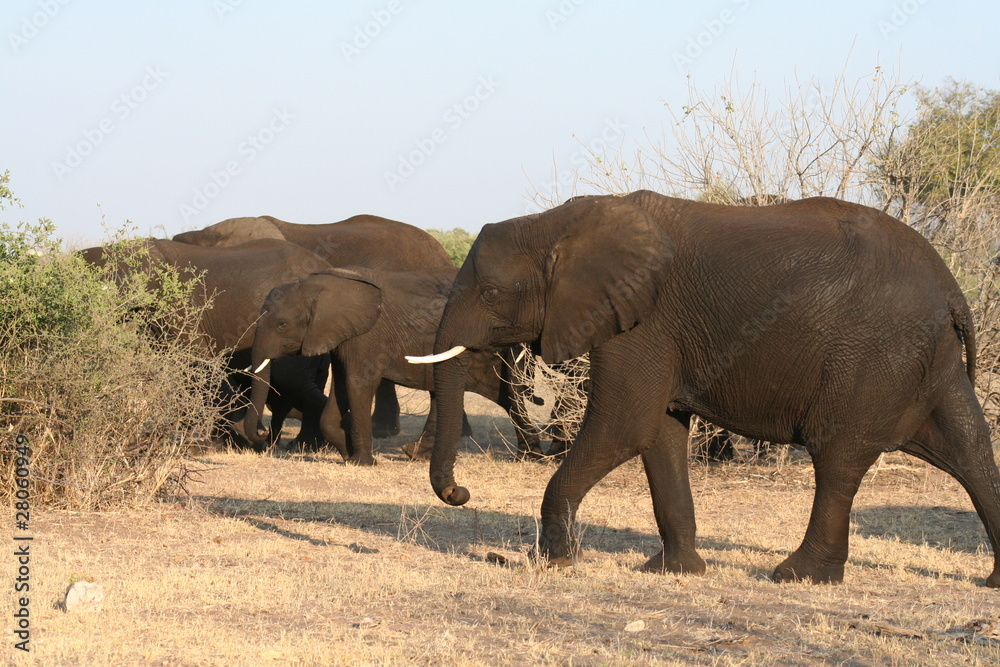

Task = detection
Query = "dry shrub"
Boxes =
[523,66,1000,453]
[0,212,230,509]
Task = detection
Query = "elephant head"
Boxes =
[173,216,285,247]
[409,194,674,505]
[244,269,382,445]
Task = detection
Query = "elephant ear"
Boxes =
[301,269,383,357]
[540,198,673,364]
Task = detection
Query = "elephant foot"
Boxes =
[985,568,1000,588]
[347,453,377,466]
[546,439,570,460]
[515,440,546,462]
[639,549,706,575]
[372,421,401,439]
[532,527,580,567]
[402,438,432,461]
[772,552,845,584]
[527,546,576,568]
[289,438,325,453]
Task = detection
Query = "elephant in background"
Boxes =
[244,266,543,466]
[81,238,334,448]
[173,213,454,437]
[412,190,1000,587]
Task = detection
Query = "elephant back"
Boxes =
[270,215,453,272]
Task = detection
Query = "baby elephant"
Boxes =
[244,266,540,465]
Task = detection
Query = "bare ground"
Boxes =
[4,389,1000,665]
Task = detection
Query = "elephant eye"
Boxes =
[276,320,288,331]
[481,286,498,299]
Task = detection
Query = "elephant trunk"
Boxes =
[428,342,472,506]
[244,352,271,447]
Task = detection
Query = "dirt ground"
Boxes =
[4,389,1000,665]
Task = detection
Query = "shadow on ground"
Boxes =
[191,495,992,584]
[852,505,987,553]
[193,495,667,562]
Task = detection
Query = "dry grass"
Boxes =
[4,390,999,665]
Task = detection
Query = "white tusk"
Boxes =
[254,358,271,373]
[514,347,526,364]
[406,345,467,364]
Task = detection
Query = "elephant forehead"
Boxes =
[471,228,538,274]
[469,249,535,286]
[265,282,300,306]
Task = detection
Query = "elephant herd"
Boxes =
[82,214,543,462]
[84,192,1000,588]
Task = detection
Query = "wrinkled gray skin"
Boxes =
[80,239,333,448]
[173,214,454,437]
[426,190,1000,587]
[244,266,542,465]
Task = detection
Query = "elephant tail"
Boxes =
[952,301,977,384]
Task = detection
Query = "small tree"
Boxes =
[0,174,231,509]
[427,228,477,266]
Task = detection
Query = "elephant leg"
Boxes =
[320,358,352,460]
[266,396,292,450]
[705,430,736,461]
[537,344,673,565]
[546,437,570,459]
[773,446,880,584]
[403,393,438,461]
[319,390,350,461]
[345,373,379,466]
[639,411,707,575]
[288,356,331,451]
[371,379,401,438]
[499,393,544,461]
[401,395,478,461]
[900,380,1000,588]
[292,408,328,452]
[498,347,545,461]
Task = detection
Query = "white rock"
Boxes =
[63,581,105,613]
[624,620,646,633]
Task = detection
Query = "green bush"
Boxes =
[427,228,477,266]
[0,179,229,509]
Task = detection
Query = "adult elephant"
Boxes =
[243,266,543,466]
[81,238,332,448]
[410,191,1000,587]
[173,213,454,437]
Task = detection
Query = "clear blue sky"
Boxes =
[2,1,998,246]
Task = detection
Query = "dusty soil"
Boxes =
[4,389,1000,665]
